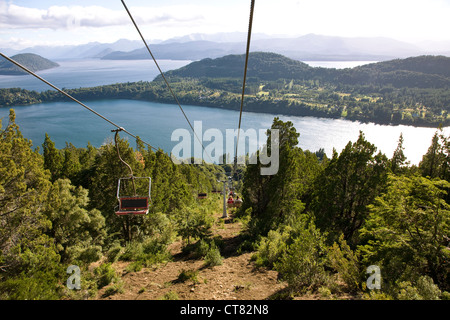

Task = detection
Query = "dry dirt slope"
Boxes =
[96,213,288,300]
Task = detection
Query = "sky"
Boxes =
[1,0,450,49]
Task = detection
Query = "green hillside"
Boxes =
[165,52,450,89]
[0,53,59,75]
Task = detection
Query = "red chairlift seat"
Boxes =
[114,176,151,216]
[197,193,208,199]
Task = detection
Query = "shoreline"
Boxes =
[1,95,448,130]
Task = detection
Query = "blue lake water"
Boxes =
[0,59,448,165]
[1,99,447,166]
[0,59,192,91]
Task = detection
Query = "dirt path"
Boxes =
[96,213,287,300]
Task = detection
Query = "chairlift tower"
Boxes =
[217,179,228,218]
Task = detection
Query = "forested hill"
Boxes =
[164,52,450,89]
[0,53,59,75]
[164,52,315,81]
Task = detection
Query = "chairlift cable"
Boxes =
[121,0,214,164]
[112,128,136,196]
[234,0,255,171]
[0,52,158,152]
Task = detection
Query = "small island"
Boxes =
[0,53,59,75]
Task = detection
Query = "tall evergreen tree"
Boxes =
[242,117,321,236]
[0,110,61,299]
[42,133,63,181]
[311,131,388,245]
[360,174,450,292]
[390,133,409,175]
[419,131,444,179]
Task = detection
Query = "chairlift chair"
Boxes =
[114,176,151,216]
[197,192,208,199]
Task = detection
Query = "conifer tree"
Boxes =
[42,133,63,181]
[0,110,61,299]
[311,131,388,246]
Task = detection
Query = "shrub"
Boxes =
[94,263,118,289]
[102,280,124,298]
[397,276,442,300]
[160,291,179,300]
[0,271,62,300]
[75,246,102,265]
[274,224,328,293]
[177,269,200,284]
[253,229,289,268]
[106,244,122,263]
[204,243,223,267]
[327,234,361,292]
[119,238,171,268]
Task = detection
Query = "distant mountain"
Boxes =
[164,52,450,89]
[1,39,144,60]
[0,53,59,75]
[102,40,245,61]
[3,33,449,62]
[102,34,428,62]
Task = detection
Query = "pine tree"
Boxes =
[360,174,450,292]
[44,178,106,264]
[390,133,409,174]
[419,131,443,179]
[0,110,61,299]
[311,131,388,246]
[42,133,63,181]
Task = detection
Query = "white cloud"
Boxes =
[1,0,450,50]
[0,3,208,30]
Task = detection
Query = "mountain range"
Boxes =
[2,33,450,62]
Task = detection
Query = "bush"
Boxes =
[327,235,361,292]
[177,269,200,284]
[119,237,171,268]
[397,276,442,300]
[75,246,102,265]
[0,271,62,300]
[274,224,328,293]
[94,263,118,289]
[204,243,223,267]
[106,244,122,263]
[176,206,214,245]
[253,229,289,268]
[159,290,179,300]
[102,281,124,298]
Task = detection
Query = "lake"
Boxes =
[0,99,447,166]
[0,58,447,165]
[0,59,192,92]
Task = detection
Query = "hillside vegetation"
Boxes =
[0,110,449,301]
[0,53,59,75]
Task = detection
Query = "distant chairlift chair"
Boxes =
[197,192,208,199]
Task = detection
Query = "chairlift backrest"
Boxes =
[115,176,151,216]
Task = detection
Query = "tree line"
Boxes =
[1,76,449,127]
